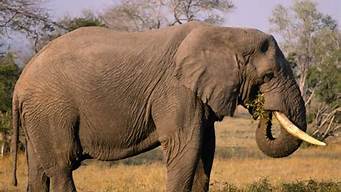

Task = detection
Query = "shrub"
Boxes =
[281,180,341,192]
[246,178,273,192]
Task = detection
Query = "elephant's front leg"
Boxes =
[161,129,202,192]
[192,120,215,192]
[153,92,206,191]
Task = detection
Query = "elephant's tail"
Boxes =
[11,94,19,186]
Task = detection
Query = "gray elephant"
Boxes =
[11,22,324,192]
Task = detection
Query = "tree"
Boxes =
[269,0,341,141]
[0,52,20,156]
[0,53,19,113]
[0,0,63,53]
[0,0,50,35]
[307,49,341,107]
[33,10,105,51]
[269,0,338,100]
[102,0,234,32]
[59,10,105,32]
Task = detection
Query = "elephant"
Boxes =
[11,21,325,192]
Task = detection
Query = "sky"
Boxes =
[43,0,341,33]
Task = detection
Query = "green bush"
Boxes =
[220,183,239,192]
[281,180,341,192]
[0,53,20,113]
[307,49,341,107]
[0,111,11,134]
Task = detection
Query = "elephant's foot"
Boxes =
[50,171,76,192]
[27,170,50,192]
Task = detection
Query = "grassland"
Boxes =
[1,108,341,191]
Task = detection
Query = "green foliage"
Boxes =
[0,53,19,135]
[269,0,340,101]
[246,178,273,192]
[0,112,11,134]
[218,183,239,192]
[270,1,340,138]
[64,17,104,32]
[280,180,341,192]
[0,53,20,113]
[307,49,341,107]
[281,181,308,192]
[59,11,105,32]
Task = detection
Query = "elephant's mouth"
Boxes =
[245,91,326,147]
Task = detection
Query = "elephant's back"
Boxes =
[15,22,207,104]
[16,28,136,97]
[18,26,183,78]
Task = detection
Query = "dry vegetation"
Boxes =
[1,108,340,192]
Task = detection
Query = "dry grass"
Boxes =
[0,154,27,192]
[1,108,341,191]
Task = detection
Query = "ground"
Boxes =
[1,108,340,191]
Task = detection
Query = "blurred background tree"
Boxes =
[0,53,19,113]
[35,10,105,51]
[0,52,20,156]
[0,0,62,52]
[101,0,234,31]
[270,0,340,141]
[0,0,54,155]
[60,10,105,32]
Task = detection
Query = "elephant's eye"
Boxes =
[263,72,274,83]
[260,40,269,53]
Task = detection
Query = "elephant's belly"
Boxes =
[79,120,160,161]
[78,96,160,160]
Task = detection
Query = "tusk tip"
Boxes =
[317,142,327,146]
[274,112,327,147]
[304,139,326,146]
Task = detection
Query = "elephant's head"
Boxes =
[175,24,325,158]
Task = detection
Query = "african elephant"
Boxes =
[11,22,325,192]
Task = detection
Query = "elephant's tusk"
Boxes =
[274,112,326,146]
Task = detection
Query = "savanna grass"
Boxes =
[211,179,341,192]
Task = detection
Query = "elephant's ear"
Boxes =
[174,29,241,117]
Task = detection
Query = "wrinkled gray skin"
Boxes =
[11,22,306,192]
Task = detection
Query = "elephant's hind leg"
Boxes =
[23,102,80,192]
[27,141,50,192]
[47,114,80,192]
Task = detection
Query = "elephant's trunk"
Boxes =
[255,80,308,158]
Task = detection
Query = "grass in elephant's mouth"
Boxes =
[1,112,340,192]
[245,92,268,120]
